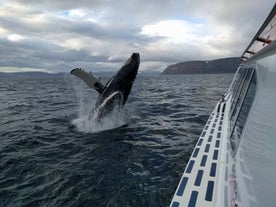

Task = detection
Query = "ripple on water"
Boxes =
[0,74,233,206]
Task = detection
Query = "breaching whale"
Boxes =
[71,53,140,119]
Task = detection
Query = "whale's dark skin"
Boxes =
[71,53,140,119]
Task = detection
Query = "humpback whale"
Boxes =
[71,53,140,119]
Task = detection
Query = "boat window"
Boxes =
[229,67,242,97]
[230,68,250,114]
[230,71,257,154]
[229,68,254,135]
[230,68,254,120]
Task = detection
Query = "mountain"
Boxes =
[162,57,240,75]
[0,72,66,78]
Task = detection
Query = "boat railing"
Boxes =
[241,4,276,61]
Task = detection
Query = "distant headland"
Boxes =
[0,57,241,78]
[0,72,66,79]
[162,57,240,75]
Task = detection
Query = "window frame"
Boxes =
[229,69,257,154]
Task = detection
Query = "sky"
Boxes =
[0,0,275,73]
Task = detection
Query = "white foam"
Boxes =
[72,106,128,133]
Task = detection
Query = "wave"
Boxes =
[0,74,234,207]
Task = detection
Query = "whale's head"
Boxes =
[113,53,140,103]
[95,53,140,110]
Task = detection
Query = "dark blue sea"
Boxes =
[0,74,233,207]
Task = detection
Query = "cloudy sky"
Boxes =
[0,0,275,73]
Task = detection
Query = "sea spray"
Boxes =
[67,75,128,133]
[64,74,128,133]
[72,105,128,133]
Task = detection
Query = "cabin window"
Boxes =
[229,67,243,98]
[229,67,254,133]
[230,68,251,115]
[230,71,257,153]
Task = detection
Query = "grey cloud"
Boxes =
[9,0,109,11]
[0,9,161,46]
[186,1,275,38]
[0,0,275,73]
[0,37,109,71]
[0,1,167,72]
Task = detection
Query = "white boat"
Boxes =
[170,4,276,207]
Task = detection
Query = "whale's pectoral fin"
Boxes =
[71,68,105,94]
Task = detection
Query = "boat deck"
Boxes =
[170,94,230,207]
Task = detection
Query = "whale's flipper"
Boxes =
[71,68,105,94]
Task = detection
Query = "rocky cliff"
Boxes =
[162,57,240,75]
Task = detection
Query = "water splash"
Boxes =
[68,75,128,133]
[72,105,128,133]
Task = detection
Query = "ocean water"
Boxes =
[0,74,233,207]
